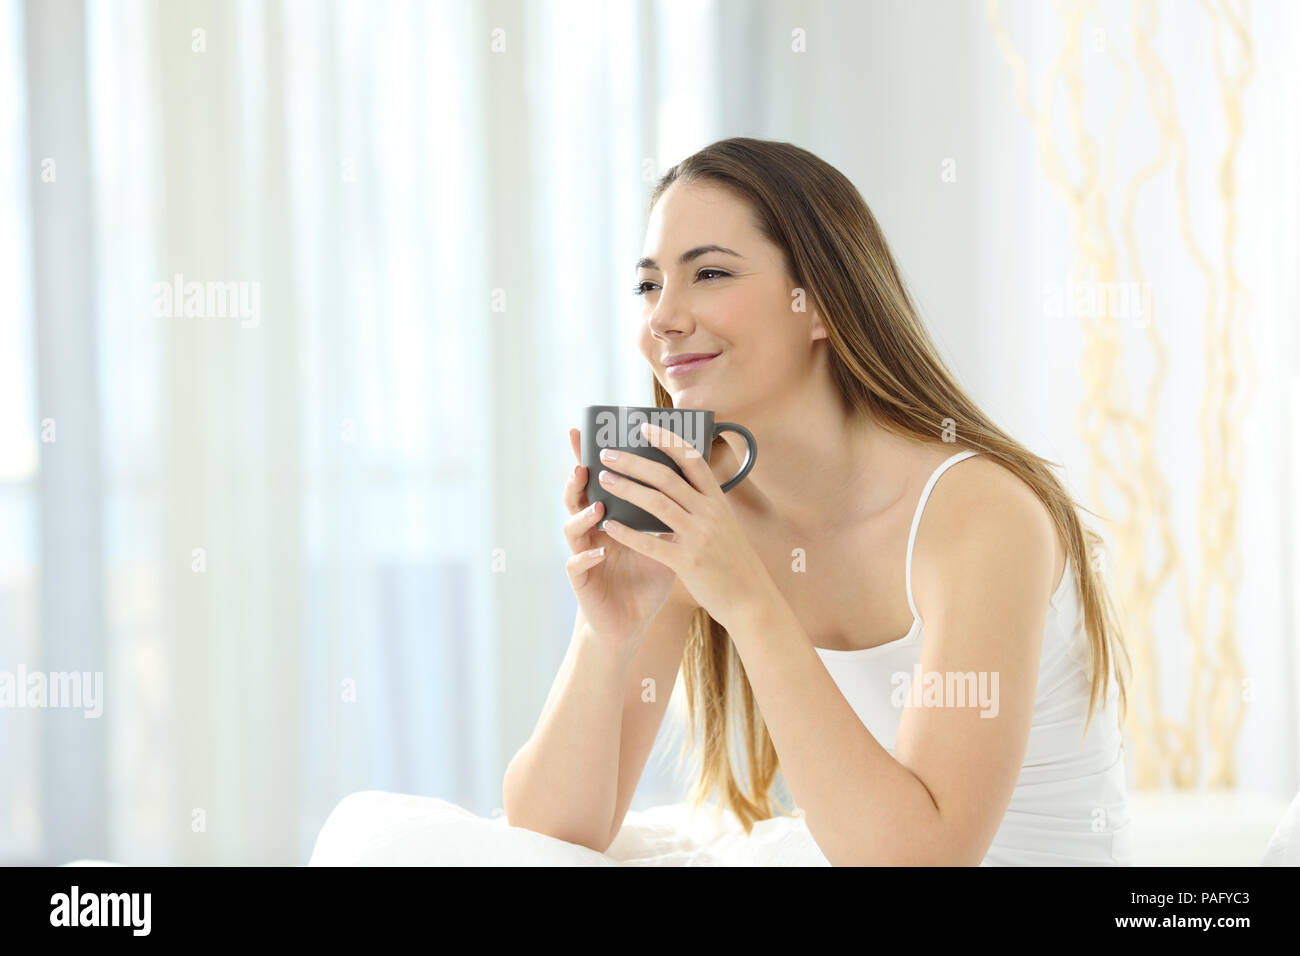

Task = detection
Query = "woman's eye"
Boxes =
[631,269,729,296]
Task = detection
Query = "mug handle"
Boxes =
[712,422,758,492]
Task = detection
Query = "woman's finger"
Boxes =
[563,498,603,552]
[564,544,606,589]
[563,460,590,517]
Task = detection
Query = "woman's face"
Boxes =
[635,181,823,418]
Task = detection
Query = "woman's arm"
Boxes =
[723,464,1055,865]
[501,615,633,850]
[501,578,696,852]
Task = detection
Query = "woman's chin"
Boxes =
[687,397,740,421]
[672,386,710,410]
[671,378,719,400]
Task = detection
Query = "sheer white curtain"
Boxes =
[0,0,707,865]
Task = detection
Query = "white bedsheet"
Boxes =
[306,790,831,866]
[1262,788,1300,866]
[57,787,1300,865]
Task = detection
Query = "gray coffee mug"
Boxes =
[582,404,758,534]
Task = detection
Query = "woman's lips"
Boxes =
[664,353,720,377]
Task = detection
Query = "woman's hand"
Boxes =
[562,427,679,647]
[595,421,775,631]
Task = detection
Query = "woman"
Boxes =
[503,137,1134,866]
[310,137,1134,867]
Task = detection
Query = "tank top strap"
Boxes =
[905,449,982,622]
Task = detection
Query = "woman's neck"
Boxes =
[716,396,917,539]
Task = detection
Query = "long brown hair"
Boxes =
[647,137,1132,834]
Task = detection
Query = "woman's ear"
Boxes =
[789,277,826,342]
[809,308,828,343]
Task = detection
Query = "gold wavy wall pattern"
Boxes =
[985,0,1254,788]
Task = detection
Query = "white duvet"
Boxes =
[306,790,832,866]
[1261,788,1300,866]
[61,786,1300,865]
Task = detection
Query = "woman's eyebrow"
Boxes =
[635,244,744,271]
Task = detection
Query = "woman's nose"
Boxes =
[646,291,694,337]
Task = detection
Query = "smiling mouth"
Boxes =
[664,353,720,377]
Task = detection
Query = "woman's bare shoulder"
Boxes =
[914,446,1065,591]
[914,444,1046,524]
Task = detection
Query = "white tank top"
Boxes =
[812,450,1135,865]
